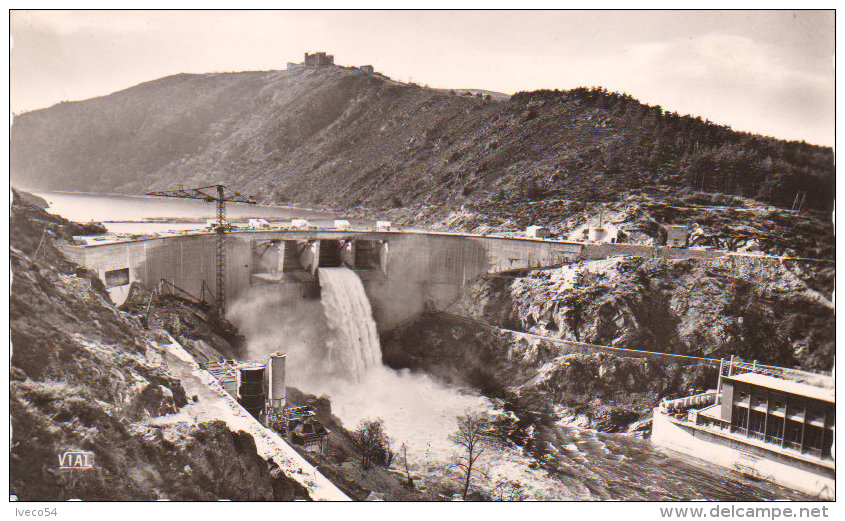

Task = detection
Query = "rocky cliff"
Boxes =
[448,257,834,371]
[10,190,309,500]
[382,247,833,434]
[382,313,716,433]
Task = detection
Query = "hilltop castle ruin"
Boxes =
[287,51,375,74]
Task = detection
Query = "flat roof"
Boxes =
[698,403,726,421]
[726,372,835,403]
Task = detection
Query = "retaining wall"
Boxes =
[652,409,834,499]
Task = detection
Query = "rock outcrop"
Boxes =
[10,191,309,500]
[448,257,833,370]
[382,313,716,433]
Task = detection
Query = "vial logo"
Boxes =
[59,451,95,470]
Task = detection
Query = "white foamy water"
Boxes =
[318,268,383,381]
[314,267,491,464]
[311,267,567,497]
[226,242,809,500]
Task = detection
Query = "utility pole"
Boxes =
[147,184,257,315]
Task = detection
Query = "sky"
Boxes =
[9,10,836,146]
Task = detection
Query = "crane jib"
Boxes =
[145,183,258,315]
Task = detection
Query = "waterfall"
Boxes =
[232,267,556,498]
[318,267,383,381]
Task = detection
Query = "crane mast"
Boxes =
[147,184,257,315]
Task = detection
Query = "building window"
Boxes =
[783,419,803,451]
[765,416,784,444]
[732,406,748,433]
[104,268,130,288]
[750,394,767,410]
[748,410,766,439]
[804,425,824,456]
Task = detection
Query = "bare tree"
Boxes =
[399,443,414,490]
[449,411,491,500]
[352,418,391,470]
[384,437,396,467]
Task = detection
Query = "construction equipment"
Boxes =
[146,184,257,315]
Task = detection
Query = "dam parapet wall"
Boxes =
[579,242,724,261]
[61,230,584,328]
[62,229,740,331]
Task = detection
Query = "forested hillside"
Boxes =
[11,66,834,213]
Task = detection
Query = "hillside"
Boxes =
[446,257,834,371]
[11,66,834,216]
[10,190,310,500]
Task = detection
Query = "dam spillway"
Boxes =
[61,229,586,329]
[318,267,382,381]
[60,228,724,331]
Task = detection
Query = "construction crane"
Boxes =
[146,184,257,315]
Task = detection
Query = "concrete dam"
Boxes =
[62,228,724,331]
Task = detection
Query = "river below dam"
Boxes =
[36,191,812,501]
[514,420,810,500]
[233,268,810,502]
